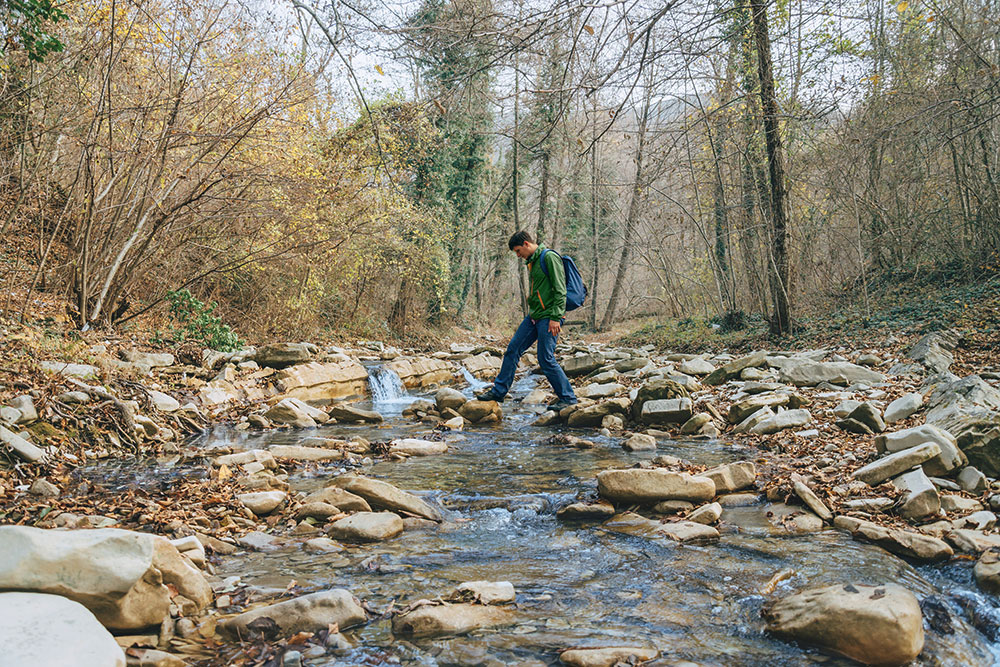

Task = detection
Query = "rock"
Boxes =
[559,647,659,667]
[386,357,454,389]
[28,478,60,498]
[254,342,313,368]
[851,442,942,486]
[303,537,343,553]
[717,492,761,506]
[640,398,693,425]
[328,404,382,423]
[677,358,715,376]
[333,476,443,521]
[458,400,502,424]
[269,445,343,461]
[327,512,404,542]
[703,351,768,386]
[688,502,722,525]
[435,388,467,411]
[303,487,371,512]
[39,361,99,378]
[834,516,953,561]
[1,406,23,423]
[651,499,694,514]
[875,424,967,476]
[728,394,790,423]
[908,331,956,374]
[567,400,629,427]
[779,361,885,387]
[924,375,1000,475]
[602,414,625,430]
[521,388,552,405]
[556,501,616,520]
[892,468,940,520]
[265,399,317,429]
[946,528,1000,553]
[833,399,862,418]
[452,581,515,605]
[596,469,715,504]
[8,395,37,423]
[842,497,895,512]
[885,393,923,423]
[220,590,366,639]
[533,410,560,426]
[701,462,756,494]
[389,438,448,456]
[275,360,369,402]
[294,502,342,521]
[238,491,286,516]
[857,353,882,367]
[954,511,997,531]
[846,402,885,433]
[123,648,186,666]
[237,532,282,552]
[145,390,180,413]
[213,449,276,468]
[680,413,712,435]
[733,407,774,434]
[974,549,1000,595]
[630,379,688,421]
[563,353,605,377]
[577,382,625,399]
[391,602,512,638]
[958,466,989,493]
[0,526,212,630]
[765,503,824,533]
[622,433,656,451]
[750,409,811,435]
[941,494,983,513]
[658,520,720,541]
[763,583,923,666]
[0,592,127,667]
[462,352,501,378]
[614,358,649,372]
[792,480,832,521]
[0,424,44,462]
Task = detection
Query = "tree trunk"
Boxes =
[751,0,792,335]
[537,146,551,244]
[589,95,601,332]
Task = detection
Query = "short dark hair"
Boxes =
[508,230,533,250]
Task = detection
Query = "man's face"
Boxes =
[512,244,532,260]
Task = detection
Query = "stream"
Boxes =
[90,371,1000,665]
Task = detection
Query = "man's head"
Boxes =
[508,230,537,260]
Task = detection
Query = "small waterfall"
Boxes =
[368,365,406,403]
[462,367,488,391]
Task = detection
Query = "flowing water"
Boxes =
[88,372,1000,665]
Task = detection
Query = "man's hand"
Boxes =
[548,319,561,337]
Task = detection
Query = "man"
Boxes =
[476,230,579,411]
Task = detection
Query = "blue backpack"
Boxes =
[539,248,588,311]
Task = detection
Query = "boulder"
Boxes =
[614,358,649,372]
[254,342,313,368]
[640,398,693,425]
[834,516,952,561]
[147,390,180,413]
[885,393,924,423]
[778,361,885,387]
[8,395,37,422]
[687,502,722,525]
[556,501,617,520]
[275,360,370,402]
[701,462,756,494]
[220,590,366,639]
[0,424,44,462]
[328,512,403,542]
[0,405,21,424]
[0,592,126,667]
[622,433,656,451]
[974,548,1000,595]
[764,583,923,665]
[925,375,1000,475]
[459,400,502,424]
[728,393,790,423]
[391,602,512,638]
[958,466,989,493]
[908,331,957,374]
[264,399,317,429]
[389,438,448,456]
[680,413,712,435]
[875,424,966,476]
[294,502,342,521]
[386,357,454,388]
[892,468,940,520]
[238,491,286,516]
[677,358,715,376]
[577,382,625,399]
[596,469,715,504]
[462,352,501,378]
[333,476,443,521]
[0,526,212,630]
[792,480,832,521]
[566,399,630,427]
[213,449,276,469]
[559,647,659,667]
[303,487,371,512]
[765,503,824,534]
[846,402,886,433]
[328,404,382,423]
[657,520,720,542]
[630,379,688,421]
[451,581,516,605]
[703,351,768,386]
[435,388,467,411]
[562,353,605,377]
[750,409,811,435]
[850,442,942,486]
[733,407,774,434]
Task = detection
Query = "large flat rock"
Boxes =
[275,360,369,402]
[597,469,715,504]
[333,476,443,521]
[219,589,366,639]
[778,360,885,387]
[391,602,512,638]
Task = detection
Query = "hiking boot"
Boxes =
[549,400,578,412]
[475,388,505,402]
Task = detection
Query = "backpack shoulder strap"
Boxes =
[539,248,560,278]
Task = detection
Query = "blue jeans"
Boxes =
[491,316,577,402]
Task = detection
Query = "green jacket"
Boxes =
[526,245,566,321]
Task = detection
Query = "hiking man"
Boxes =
[476,230,579,411]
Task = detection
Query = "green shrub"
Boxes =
[161,289,242,352]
